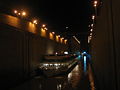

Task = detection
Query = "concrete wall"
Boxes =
[0,14,68,88]
[91,0,120,90]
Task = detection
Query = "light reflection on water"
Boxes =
[11,62,95,90]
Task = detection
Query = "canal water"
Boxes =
[11,62,96,90]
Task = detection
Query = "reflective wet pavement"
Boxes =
[10,62,96,90]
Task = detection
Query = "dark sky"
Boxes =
[0,0,92,39]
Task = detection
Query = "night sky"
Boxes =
[0,0,92,39]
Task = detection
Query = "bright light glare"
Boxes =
[42,24,46,27]
[18,13,21,15]
[14,10,18,14]
[52,32,55,34]
[94,1,98,4]
[22,11,26,16]
[33,20,37,24]
[90,29,93,32]
[64,51,68,55]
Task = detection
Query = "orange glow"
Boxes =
[60,37,64,43]
[44,27,48,30]
[41,28,46,37]
[94,1,98,5]
[56,35,60,42]
[28,22,36,33]
[6,15,20,28]
[22,11,26,16]
[18,13,21,15]
[49,32,54,40]
[42,24,46,27]
[14,10,18,14]
[33,19,37,24]
[64,39,67,44]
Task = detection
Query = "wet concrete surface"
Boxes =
[10,61,96,90]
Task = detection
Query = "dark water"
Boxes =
[11,62,96,90]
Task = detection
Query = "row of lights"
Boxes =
[13,9,67,43]
[88,0,99,43]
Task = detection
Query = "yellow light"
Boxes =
[33,20,37,24]
[44,27,48,30]
[64,39,67,44]
[94,1,98,5]
[14,10,18,14]
[41,28,46,37]
[94,4,97,7]
[18,13,21,15]
[49,32,54,40]
[22,11,26,16]
[56,35,60,42]
[42,24,46,27]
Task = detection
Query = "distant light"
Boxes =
[22,11,26,16]
[91,24,94,27]
[92,15,95,20]
[58,35,60,37]
[44,27,48,30]
[94,1,98,5]
[64,51,68,55]
[83,51,86,54]
[90,29,93,32]
[61,37,64,39]
[90,33,92,36]
[66,27,69,29]
[14,10,18,14]
[42,24,46,27]
[18,13,21,15]
[52,32,55,34]
[94,4,97,7]
[33,20,37,24]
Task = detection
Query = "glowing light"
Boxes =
[84,56,87,72]
[64,39,67,44]
[56,35,60,42]
[94,4,97,7]
[44,27,48,30]
[33,20,37,24]
[18,13,21,15]
[58,35,60,37]
[14,10,18,14]
[90,33,92,36]
[52,32,55,34]
[42,24,46,27]
[22,11,26,16]
[91,24,94,27]
[90,29,93,32]
[49,32,54,40]
[94,1,98,5]
[41,28,46,37]
[64,51,68,55]
[92,15,95,20]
